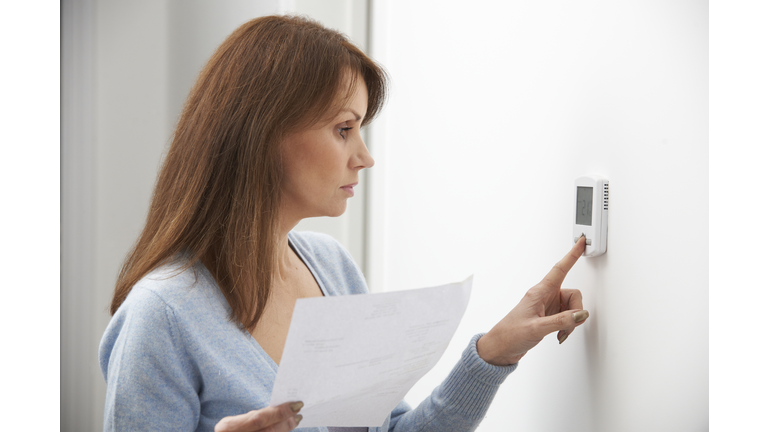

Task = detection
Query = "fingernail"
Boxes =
[294,414,303,425]
[573,310,589,323]
[290,402,304,413]
[558,331,569,344]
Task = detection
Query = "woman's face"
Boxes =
[280,75,374,222]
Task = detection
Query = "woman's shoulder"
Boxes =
[110,259,230,334]
[100,260,235,377]
[289,230,368,295]
[288,230,343,253]
[126,260,219,310]
[288,230,356,270]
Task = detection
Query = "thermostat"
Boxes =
[573,175,609,257]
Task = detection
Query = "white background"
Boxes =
[3,0,766,431]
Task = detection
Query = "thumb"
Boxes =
[538,309,590,337]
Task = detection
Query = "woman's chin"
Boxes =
[327,203,348,218]
[304,202,348,219]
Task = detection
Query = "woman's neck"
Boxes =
[274,213,301,283]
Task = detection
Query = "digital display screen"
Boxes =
[576,186,593,226]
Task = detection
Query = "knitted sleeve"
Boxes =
[386,334,517,432]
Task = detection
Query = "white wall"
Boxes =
[368,1,708,431]
[64,1,708,430]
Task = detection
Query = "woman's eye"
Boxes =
[338,127,353,139]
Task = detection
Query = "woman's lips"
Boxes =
[341,183,357,196]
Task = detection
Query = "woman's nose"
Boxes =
[355,139,375,169]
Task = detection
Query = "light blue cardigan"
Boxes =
[99,231,517,431]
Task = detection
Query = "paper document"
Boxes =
[270,276,473,427]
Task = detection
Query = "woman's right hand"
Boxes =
[476,236,589,366]
[214,401,304,432]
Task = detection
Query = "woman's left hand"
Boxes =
[476,236,590,366]
[214,401,304,432]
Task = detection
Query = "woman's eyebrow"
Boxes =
[340,109,362,121]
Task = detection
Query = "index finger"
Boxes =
[543,235,586,286]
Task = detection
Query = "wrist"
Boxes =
[477,332,524,366]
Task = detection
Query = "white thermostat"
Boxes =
[573,175,609,257]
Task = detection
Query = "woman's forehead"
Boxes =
[315,76,368,126]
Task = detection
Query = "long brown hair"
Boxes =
[110,15,388,331]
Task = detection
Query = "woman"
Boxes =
[99,15,589,432]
